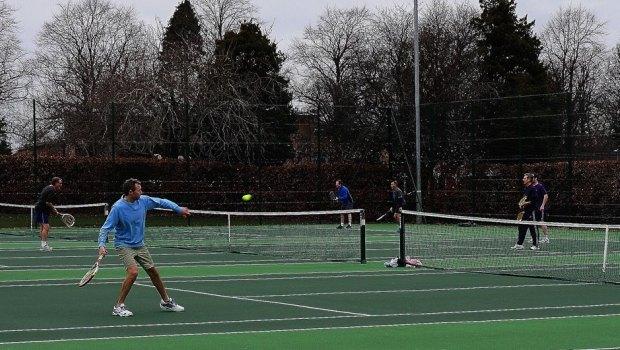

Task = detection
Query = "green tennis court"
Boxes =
[1,224,619,350]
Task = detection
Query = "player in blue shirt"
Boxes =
[98,178,190,317]
[334,179,354,229]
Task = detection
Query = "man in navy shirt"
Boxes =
[98,178,190,317]
[532,175,550,243]
[33,177,63,252]
[334,179,354,229]
[512,173,539,250]
[390,180,405,225]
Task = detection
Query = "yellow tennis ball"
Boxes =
[242,194,253,202]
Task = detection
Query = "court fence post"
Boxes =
[360,210,366,264]
[602,226,609,275]
[398,210,406,267]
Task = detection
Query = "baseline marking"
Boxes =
[2,303,620,334]
[1,313,619,345]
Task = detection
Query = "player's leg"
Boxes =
[529,224,538,250]
[346,213,352,228]
[394,212,401,232]
[116,265,138,305]
[540,210,550,242]
[36,211,52,251]
[136,247,184,312]
[337,214,344,229]
[512,225,527,249]
[113,247,139,316]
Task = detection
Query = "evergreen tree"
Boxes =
[0,117,10,155]
[214,22,295,163]
[472,0,547,95]
[158,0,204,157]
[160,0,204,66]
[471,0,560,162]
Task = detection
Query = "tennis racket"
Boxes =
[59,213,75,227]
[78,254,104,287]
[518,196,530,209]
[329,191,338,201]
[376,208,394,222]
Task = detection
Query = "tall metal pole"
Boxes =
[413,0,423,214]
[111,102,116,161]
[32,99,37,181]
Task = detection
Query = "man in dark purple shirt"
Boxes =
[511,173,539,250]
[532,175,550,243]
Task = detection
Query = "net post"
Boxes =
[398,209,406,267]
[531,211,538,246]
[602,226,610,273]
[227,214,231,244]
[359,210,366,264]
[30,207,34,233]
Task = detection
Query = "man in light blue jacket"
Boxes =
[98,178,190,317]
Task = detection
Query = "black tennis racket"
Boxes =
[376,208,394,222]
[329,191,338,201]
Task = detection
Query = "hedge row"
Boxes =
[0,155,617,221]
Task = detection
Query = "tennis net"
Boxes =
[144,209,367,263]
[0,202,109,239]
[399,210,620,283]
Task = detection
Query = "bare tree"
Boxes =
[0,1,26,105]
[599,44,620,139]
[194,0,257,50]
[369,4,415,106]
[292,6,371,160]
[0,1,29,153]
[34,0,159,156]
[541,4,607,140]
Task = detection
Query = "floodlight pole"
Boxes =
[32,99,37,181]
[413,0,423,216]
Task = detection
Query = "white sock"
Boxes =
[41,241,47,247]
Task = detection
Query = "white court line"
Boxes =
[0,252,228,259]
[2,259,343,269]
[2,303,620,334]
[0,260,372,272]
[0,281,589,293]
[0,270,472,286]
[239,282,593,298]
[135,282,370,317]
[0,258,396,269]
[1,313,619,346]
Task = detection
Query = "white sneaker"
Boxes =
[530,245,540,251]
[540,236,550,244]
[510,244,524,250]
[40,245,53,252]
[160,298,184,312]
[112,304,133,317]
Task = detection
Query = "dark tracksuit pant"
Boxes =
[517,210,537,246]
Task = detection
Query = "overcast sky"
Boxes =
[5,0,620,54]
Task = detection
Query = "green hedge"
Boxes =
[0,155,617,221]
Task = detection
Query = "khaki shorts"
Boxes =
[116,246,155,270]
